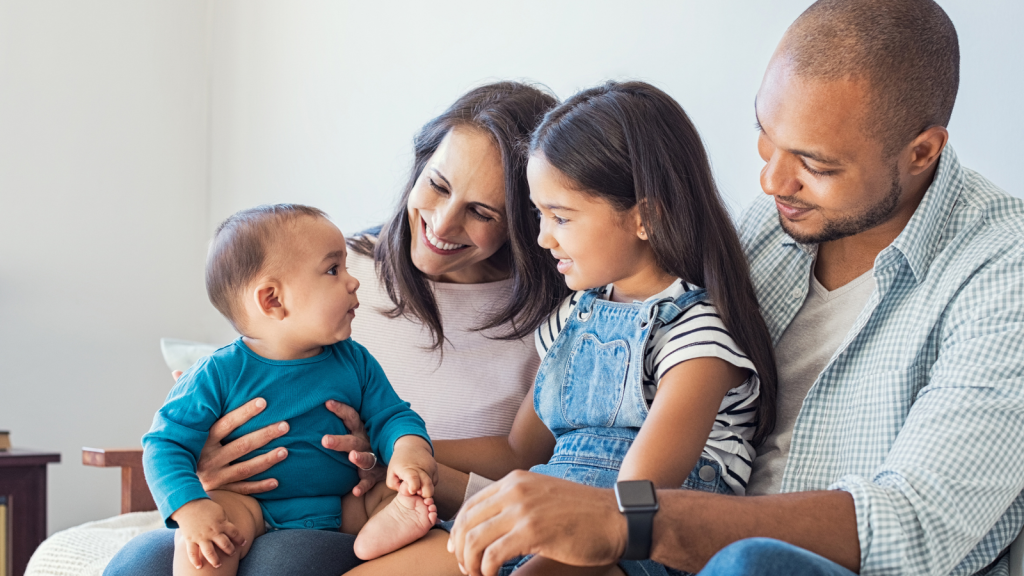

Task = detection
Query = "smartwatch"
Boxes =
[614,479,659,560]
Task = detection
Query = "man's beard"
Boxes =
[779,165,902,245]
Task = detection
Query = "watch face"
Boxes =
[616,480,657,508]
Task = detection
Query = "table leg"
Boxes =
[0,465,48,576]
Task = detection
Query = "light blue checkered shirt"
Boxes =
[739,146,1024,576]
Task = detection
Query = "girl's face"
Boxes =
[406,126,510,284]
[528,153,670,302]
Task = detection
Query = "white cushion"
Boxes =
[25,511,163,576]
[160,338,218,373]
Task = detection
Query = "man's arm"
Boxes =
[448,471,860,576]
[650,488,859,572]
[451,254,1024,576]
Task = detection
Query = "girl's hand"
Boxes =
[171,499,245,569]
[322,400,385,497]
[172,370,290,494]
[387,435,437,498]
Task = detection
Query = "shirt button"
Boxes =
[304,520,314,528]
[698,465,717,482]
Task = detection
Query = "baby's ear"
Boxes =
[252,281,286,320]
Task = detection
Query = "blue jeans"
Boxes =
[103,528,362,576]
[698,538,856,576]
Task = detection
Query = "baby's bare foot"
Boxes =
[353,492,438,560]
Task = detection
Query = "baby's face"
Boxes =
[273,216,360,347]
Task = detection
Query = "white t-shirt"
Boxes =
[535,279,760,495]
[746,267,875,496]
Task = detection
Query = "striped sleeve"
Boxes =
[647,300,758,384]
[646,297,761,495]
[535,290,583,358]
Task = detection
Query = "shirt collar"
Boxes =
[603,278,693,304]
[779,145,965,284]
[887,145,964,284]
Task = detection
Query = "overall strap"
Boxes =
[651,287,708,327]
[641,287,709,406]
[572,287,604,320]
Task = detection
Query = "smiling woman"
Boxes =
[352,81,569,351]
[405,125,511,284]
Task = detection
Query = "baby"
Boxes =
[143,204,438,574]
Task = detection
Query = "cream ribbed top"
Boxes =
[347,248,538,440]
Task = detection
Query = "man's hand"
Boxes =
[448,470,626,576]
[171,499,245,570]
[387,435,438,498]
[322,400,385,497]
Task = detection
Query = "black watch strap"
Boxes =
[616,480,658,561]
[622,509,656,560]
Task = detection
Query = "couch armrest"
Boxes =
[82,447,157,514]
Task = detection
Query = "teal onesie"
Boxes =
[142,338,430,530]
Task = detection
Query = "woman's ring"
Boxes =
[357,452,377,471]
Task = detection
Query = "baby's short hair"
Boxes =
[206,203,327,331]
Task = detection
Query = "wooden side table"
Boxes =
[0,449,61,576]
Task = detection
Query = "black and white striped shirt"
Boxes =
[534,279,760,495]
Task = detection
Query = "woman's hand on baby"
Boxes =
[322,399,384,497]
[198,399,289,494]
[171,370,291,495]
[171,498,246,570]
[387,435,438,498]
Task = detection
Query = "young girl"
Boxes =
[349,81,777,576]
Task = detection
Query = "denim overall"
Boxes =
[503,287,733,576]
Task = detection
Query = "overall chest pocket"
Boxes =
[561,334,630,428]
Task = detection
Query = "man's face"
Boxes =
[755,59,905,244]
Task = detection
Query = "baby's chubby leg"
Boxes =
[340,480,390,533]
[345,481,438,560]
[345,529,460,575]
[347,435,440,560]
[172,490,265,576]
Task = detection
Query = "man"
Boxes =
[447,0,1024,574]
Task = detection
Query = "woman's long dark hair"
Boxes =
[531,81,778,446]
[350,82,569,350]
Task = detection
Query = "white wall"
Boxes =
[0,1,218,532]
[0,0,1020,535]
[206,0,1024,231]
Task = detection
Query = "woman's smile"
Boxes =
[421,216,469,254]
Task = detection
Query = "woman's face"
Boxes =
[406,125,510,284]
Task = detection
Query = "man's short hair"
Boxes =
[206,204,327,331]
[783,0,959,157]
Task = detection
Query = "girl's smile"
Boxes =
[553,254,574,274]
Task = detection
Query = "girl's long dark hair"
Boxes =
[531,81,778,446]
[351,82,569,350]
